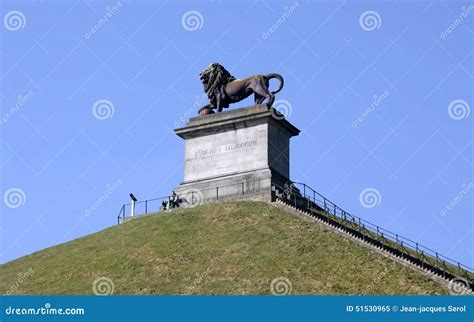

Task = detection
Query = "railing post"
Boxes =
[421,250,424,270]
[145,200,148,214]
[396,234,399,252]
[242,182,244,195]
[191,191,195,205]
[216,187,219,200]
[131,199,136,217]
[306,190,310,209]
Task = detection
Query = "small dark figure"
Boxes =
[171,191,179,208]
[168,191,179,209]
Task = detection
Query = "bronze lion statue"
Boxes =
[198,63,284,115]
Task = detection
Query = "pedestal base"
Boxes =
[174,105,300,208]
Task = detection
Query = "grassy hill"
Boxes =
[0,201,447,295]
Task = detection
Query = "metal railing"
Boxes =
[115,178,473,288]
[117,178,271,223]
[117,196,169,224]
[285,182,473,289]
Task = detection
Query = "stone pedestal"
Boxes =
[174,105,300,207]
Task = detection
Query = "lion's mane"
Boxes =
[200,63,236,108]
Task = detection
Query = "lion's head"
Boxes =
[199,63,235,100]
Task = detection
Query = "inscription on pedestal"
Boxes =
[194,140,258,159]
[183,124,268,182]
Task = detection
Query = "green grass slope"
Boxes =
[0,201,447,295]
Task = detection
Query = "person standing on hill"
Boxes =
[169,191,179,209]
[172,191,180,208]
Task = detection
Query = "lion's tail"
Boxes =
[265,73,284,94]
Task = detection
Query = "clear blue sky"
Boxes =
[1,0,472,267]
